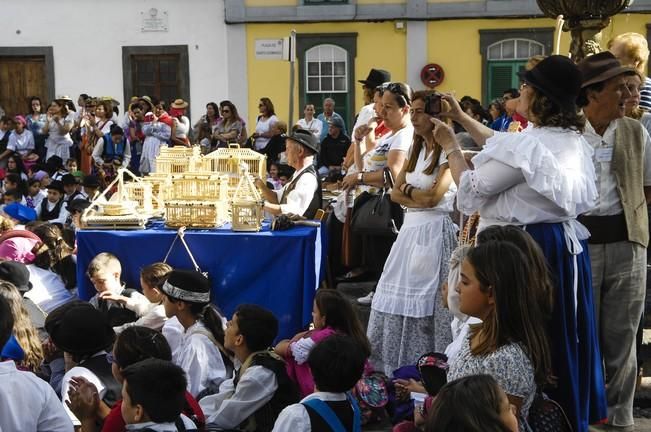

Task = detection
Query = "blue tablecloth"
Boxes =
[76,220,325,340]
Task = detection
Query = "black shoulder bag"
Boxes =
[351,167,404,237]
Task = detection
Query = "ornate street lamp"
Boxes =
[537,0,633,61]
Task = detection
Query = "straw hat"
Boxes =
[170,99,189,109]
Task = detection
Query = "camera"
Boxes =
[424,93,442,117]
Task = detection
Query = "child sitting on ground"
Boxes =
[87,252,137,327]
[160,269,231,398]
[275,289,372,397]
[66,326,205,432]
[120,359,197,431]
[101,262,172,333]
[273,335,366,431]
[200,304,300,431]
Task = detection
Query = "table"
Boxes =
[76,220,325,340]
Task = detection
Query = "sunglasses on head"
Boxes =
[386,82,411,106]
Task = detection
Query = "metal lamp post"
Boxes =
[537,0,632,61]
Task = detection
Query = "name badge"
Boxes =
[595,147,613,163]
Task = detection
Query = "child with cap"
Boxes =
[0,296,73,432]
[37,179,69,225]
[81,174,101,200]
[33,169,51,188]
[46,155,68,181]
[160,269,231,398]
[61,173,83,208]
[45,301,121,428]
[200,304,300,431]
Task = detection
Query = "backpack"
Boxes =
[350,372,389,425]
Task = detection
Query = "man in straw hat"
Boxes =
[577,51,651,431]
[255,128,321,219]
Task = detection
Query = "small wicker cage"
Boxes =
[165,200,228,228]
[124,182,155,214]
[169,173,229,201]
[230,164,264,232]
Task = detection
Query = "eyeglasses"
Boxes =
[222,109,230,113]
[386,82,412,106]
[258,104,265,108]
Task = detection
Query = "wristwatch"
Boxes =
[357,172,364,184]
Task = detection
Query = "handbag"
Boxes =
[528,391,573,432]
[351,167,404,237]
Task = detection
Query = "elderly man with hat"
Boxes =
[255,129,321,219]
[318,116,351,177]
[576,51,651,431]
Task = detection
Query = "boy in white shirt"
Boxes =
[87,252,137,327]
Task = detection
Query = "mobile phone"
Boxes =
[425,94,442,117]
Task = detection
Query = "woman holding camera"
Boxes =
[435,55,606,432]
[365,90,456,375]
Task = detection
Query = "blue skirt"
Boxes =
[525,223,607,432]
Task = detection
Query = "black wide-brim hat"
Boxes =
[517,55,582,111]
[0,261,32,293]
[161,269,211,303]
[288,128,320,153]
[46,180,65,194]
[45,301,115,355]
[577,51,637,88]
[359,68,391,89]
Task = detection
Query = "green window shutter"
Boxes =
[486,60,527,103]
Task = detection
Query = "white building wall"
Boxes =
[1,0,243,123]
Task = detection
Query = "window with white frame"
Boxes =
[305,44,348,93]
[487,38,544,60]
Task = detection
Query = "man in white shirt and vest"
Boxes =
[255,128,322,219]
[577,52,651,431]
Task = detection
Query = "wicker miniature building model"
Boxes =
[204,144,267,195]
[155,146,204,174]
[169,173,229,201]
[81,168,149,229]
[230,164,264,232]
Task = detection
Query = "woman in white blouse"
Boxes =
[252,97,278,151]
[340,83,414,286]
[296,104,322,140]
[366,91,456,375]
[434,55,606,432]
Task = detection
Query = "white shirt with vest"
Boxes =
[582,119,651,216]
[273,163,318,216]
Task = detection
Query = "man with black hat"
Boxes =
[37,179,69,225]
[318,116,350,178]
[577,51,651,431]
[255,129,321,219]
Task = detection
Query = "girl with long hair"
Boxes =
[275,288,371,396]
[213,100,244,148]
[26,96,48,161]
[448,240,551,431]
[0,280,44,371]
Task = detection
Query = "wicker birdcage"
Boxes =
[81,168,149,229]
[170,173,229,201]
[165,200,228,228]
[230,164,264,232]
[123,181,156,215]
[155,145,204,174]
[204,144,267,194]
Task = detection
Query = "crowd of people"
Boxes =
[2,30,651,432]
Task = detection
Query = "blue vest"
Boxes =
[102,133,126,162]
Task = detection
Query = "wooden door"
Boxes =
[0,57,47,117]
